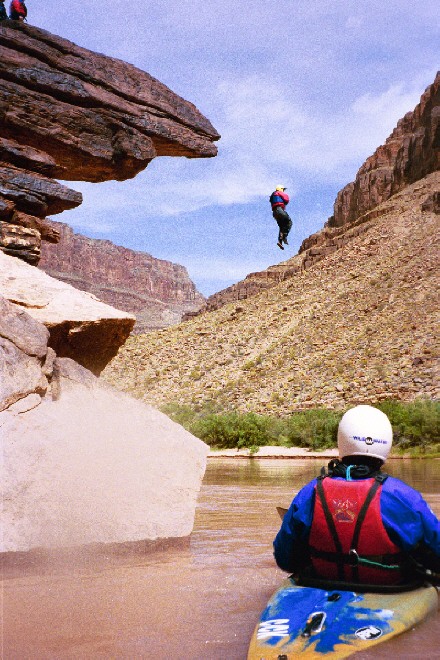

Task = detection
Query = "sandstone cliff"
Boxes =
[104,178,439,411]
[189,72,439,316]
[0,24,216,554]
[39,222,205,334]
[0,21,219,265]
[331,71,439,228]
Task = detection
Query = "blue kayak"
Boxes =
[247,577,438,658]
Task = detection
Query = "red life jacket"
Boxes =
[308,475,405,585]
[270,190,289,209]
[10,0,26,18]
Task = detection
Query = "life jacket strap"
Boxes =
[316,477,345,580]
[309,546,405,571]
[350,477,382,581]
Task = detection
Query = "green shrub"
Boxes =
[160,400,439,454]
[160,403,198,429]
[377,399,440,453]
[283,409,341,450]
[193,412,272,449]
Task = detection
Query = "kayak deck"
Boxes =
[247,577,438,658]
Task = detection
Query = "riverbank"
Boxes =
[207,446,439,459]
[208,446,339,458]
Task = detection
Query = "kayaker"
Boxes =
[273,405,440,587]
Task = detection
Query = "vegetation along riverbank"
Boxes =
[162,399,439,457]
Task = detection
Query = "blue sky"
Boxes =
[29,1,438,296]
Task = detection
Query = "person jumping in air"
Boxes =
[270,185,292,250]
[9,0,27,21]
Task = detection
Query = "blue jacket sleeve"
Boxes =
[273,479,317,572]
[381,477,440,557]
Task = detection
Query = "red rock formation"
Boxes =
[0,22,219,264]
[39,222,205,333]
[331,72,439,227]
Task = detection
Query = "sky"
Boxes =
[28,1,439,296]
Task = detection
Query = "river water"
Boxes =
[3,458,439,659]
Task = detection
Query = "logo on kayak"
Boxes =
[257,619,290,640]
[355,625,383,640]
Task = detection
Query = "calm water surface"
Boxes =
[3,458,439,659]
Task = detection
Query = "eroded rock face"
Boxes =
[39,221,205,334]
[331,71,439,227]
[0,250,135,374]
[0,21,219,264]
[0,296,208,553]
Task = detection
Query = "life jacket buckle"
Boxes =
[349,549,359,566]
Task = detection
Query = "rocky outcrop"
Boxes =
[0,22,219,264]
[0,250,135,374]
[331,72,439,227]
[0,23,216,556]
[0,296,208,552]
[39,221,205,334]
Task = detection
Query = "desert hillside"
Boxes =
[103,172,439,413]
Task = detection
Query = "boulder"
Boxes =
[0,298,209,553]
[0,250,135,374]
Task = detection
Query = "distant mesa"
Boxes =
[0,21,219,266]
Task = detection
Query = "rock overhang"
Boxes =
[0,21,220,263]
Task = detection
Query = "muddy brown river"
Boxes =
[3,458,439,659]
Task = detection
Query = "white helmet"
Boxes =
[337,405,393,463]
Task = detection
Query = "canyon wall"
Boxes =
[331,71,439,227]
[40,222,205,333]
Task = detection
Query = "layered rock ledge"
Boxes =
[0,250,135,374]
[0,21,219,264]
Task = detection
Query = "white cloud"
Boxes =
[345,15,364,30]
